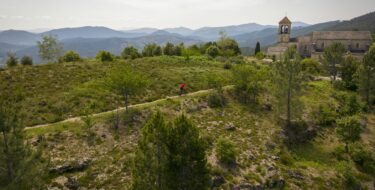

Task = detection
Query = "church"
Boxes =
[267,17,373,59]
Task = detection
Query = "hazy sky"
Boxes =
[0,0,374,30]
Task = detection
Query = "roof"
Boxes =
[312,31,372,40]
[279,17,292,24]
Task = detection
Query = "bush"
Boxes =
[223,62,232,70]
[316,104,338,126]
[216,137,237,165]
[206,45,220,58]
[349,143,375,174]
[208,92,226,108]
[6,53,18,67]
[60,51,81,62]
[20,56,33,66]
[335,92,363,117]
[301,58,323,76]
[122,108,142,125]
[255,52,265,60]
[96,51,114,62]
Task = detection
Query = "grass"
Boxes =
[1,56,231,126]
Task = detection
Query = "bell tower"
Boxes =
[278,16,292,43]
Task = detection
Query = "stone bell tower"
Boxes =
[278,16,292,43]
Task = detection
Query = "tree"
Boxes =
[5,52,18,67]
[173,43,184,56]
[59,50,81,63]
[122,46,140,59]
[323,42,346,81]
[163,42,175,56]
[359,44,375,107]
[20,56,33,66]
[341,55,360,91]
[206,45,220,58]
[232,64,268,104]
[96,51,114,62]
[255,41,261,55]
[142,43,161,57]
[165,115,210,190]
[301,58,323,77]
[37,35,63,63]
[336,115,363,152]
[106,64,148,129]
[132,112,169,190]
[207,74,226,109]
[0,91,45,189]
[217,31,241,57]
[273,46,305,127]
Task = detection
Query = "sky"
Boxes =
[0,0,374,31]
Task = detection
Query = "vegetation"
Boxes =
[215,137,237,165]
[336,115,362,152]
[96,51,115,62]
[254,41,261,55]
[359,44,375,107]
[20,56,33,66]
[323,42,346,81]
[122,46,141,60]
[142,43,162,57]
[105,64,148,129]
[132,113,210,190]
[59,50,82,63]
[5,52,18,67]
[273,46,305,127]
[0,92,45,189]
[37,35,64,63]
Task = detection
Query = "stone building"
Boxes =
[267,16,373,59]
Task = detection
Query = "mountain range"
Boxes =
[0,11,374,65]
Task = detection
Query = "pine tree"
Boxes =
[323,42,346,81]
[165,115,210,190]
[132,112,169,190]
[0,91,46,189]
[273,46,305,127]
[359,45,375,107]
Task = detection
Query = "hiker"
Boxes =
[179,83,186,96]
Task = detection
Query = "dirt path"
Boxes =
[26,86,233,130]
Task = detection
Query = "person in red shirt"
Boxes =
[179,83,186,96]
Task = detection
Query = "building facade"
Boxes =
[267,17,373,59]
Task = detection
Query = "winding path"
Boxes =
[26,86,234,130]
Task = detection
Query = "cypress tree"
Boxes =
[255,42,261,55]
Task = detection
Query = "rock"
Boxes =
[212,175,225,187]
[288,170,304,180]
[263,103,272,111]
[50,158,91,174]
[233,183,264,190]
[225,123,236,131]
[271,156,280,160]
[30,135,44,146]
[64,177,79,190]
[266,178,285,189]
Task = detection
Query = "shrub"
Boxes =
[349,143,375,174]
[335,92,363,117]
[20,56,33,66]
[336,116,363,152]
[60,51,81,62]
[206,45,220,58]
[223,62,232,70]
[208,93,226,108]
[216,137,237,165]
[316,104,338,126]
[301,58,323,76]
[122,108,142,125]
[6,53,18,67]
[96,51,114,62]
[255,52,265,60]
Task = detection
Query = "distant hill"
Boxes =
[41,26,144,40]
[325,11,375,32]
[0,30,40,45]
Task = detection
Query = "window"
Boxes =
[321,42,325,49]
[356,43,360,49]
